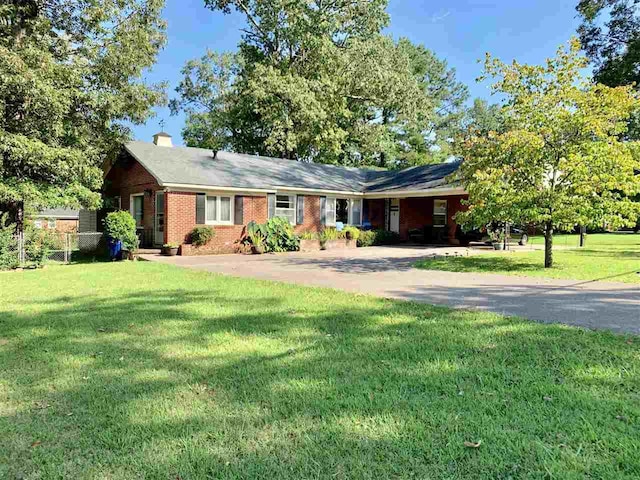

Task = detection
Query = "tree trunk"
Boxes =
[579,225,586,247]
[544,221,553,268]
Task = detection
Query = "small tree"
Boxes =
[456,39,640,268]
[103,211,138,252]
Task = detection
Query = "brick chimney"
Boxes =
[153,131,173,147]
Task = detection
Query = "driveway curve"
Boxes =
[142,246,640,335]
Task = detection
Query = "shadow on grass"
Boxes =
[1,269,639,478]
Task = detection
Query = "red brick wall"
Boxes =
[398,194,468,242]
[165,192,270,254]
[364,199,386,229]
[294,195,322,234]
[104,157,162,237]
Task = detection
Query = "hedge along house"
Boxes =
[103,132,468,254]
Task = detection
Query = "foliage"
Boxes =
[163,243,180,249]
[299,231,318,240]
[577,0,640,88]
[456,39,640,267]
[104,211,139,251]
[0,213,18,270]
[171,1,467,167]
[2,262,639,478]
[356,229,376,247]
[189,226,215,247]
[245,221,267,248]
[342,225,361,241]
[356,229,400,247]
[24,228,56,267]
[0,0,167,223]
[263,217,300,252]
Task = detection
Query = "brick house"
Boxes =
[32,209,79,233]
[104,132,469,254]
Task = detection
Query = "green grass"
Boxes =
[1,262,639,479]
[417,233,640,283]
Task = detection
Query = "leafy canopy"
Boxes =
[171,0,467,167]
[456,39,640,266]
[0,0,166,214]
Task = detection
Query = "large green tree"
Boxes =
[456,39,640,268]
[0,0,166,227]
[577,0,640,87]
[171,0,467,167]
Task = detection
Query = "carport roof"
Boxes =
[124,141,461,194]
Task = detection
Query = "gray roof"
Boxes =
[124,141,460,194]
[34,208,79,219]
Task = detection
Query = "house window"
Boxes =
[325,197,362,226]
[114,196,121,210]
[48,219,57,229]
[434,199,447,226]
[131,194,144,228]
[275,195,296,224]
[34,219,43,229]
[350,199,362,225]
[336,199,349,224]
[206,195,233,224]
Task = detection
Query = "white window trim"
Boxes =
[274,194,297,225]
[34,219,43,229]
[48,219,57,229]
[130,193,144,228]
[204,194,234,225]
[326,197,362,226]
[433,199,448,227]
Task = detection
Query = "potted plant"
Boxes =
[490,229,505,250]
[162,242,180,256]
[246,221,267,254]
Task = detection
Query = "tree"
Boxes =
[577,0,640,87]
[172,0,467,167]
[0,0,166,229]
[456,39,640,268]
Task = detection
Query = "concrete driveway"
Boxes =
[142,246,640,335]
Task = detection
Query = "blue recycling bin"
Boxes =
[108,239,122,260]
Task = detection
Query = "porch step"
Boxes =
[138,248,162,255]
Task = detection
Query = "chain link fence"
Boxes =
[5,231,104,268]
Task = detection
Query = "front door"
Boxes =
[154,191,164,246]
[389,198,400,234]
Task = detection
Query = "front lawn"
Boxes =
[1,262,639,479]
[416,233,640,283]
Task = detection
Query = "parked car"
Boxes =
[464,225,530,246]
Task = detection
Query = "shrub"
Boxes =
[263,217,299,252]
[24,228,56,267]
[343,226,360,241]
[299,231,318,240]
[245,221,267,248]
[357,230,376,247]
[104,211,138,251]
[357,229,400,247]
[190,226,215,247]
[0,213,19,270]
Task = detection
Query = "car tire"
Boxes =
[519,234,529,246]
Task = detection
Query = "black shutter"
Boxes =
[320,196,326,226]
[234,196,244,225]
[196,193,206,224]
[267,193,276,219]
[296,195,304,225]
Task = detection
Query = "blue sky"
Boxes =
[133,0,582,145]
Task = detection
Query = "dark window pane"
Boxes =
[336,199,349,224]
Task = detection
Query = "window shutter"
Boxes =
[296,195,304,225]
[234,196,244,225]
[196,193,206,224]
[267,193,276,219]
[320,196,326,226]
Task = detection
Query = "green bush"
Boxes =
[342,225,361,241]
[190,226,215,247]
[299,231,318,240]
[24,228,56,267]
[104,211,138,251]
[357,230,376,247]
[0,213,19,270]
[357,229,400,247]
[263,217,299,252]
